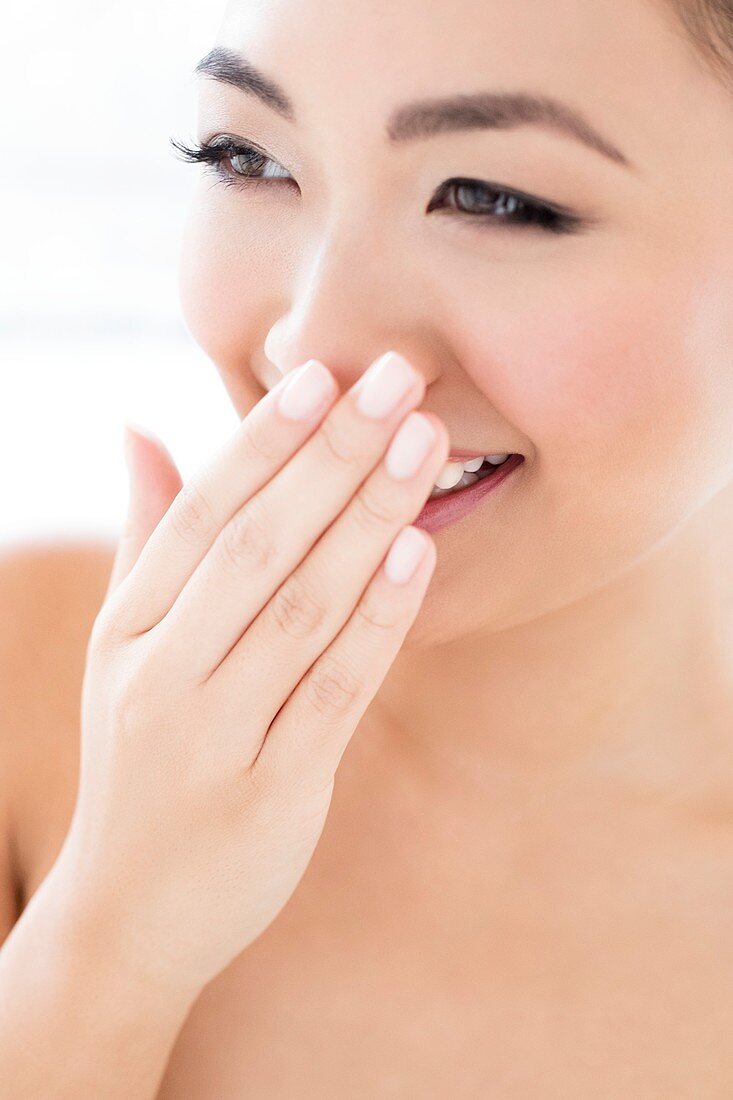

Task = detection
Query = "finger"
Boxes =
[209,411,448,747]
[155,352,428,680]
[253,522,437,796]
[104,360,339,636]
[104,423,183,601]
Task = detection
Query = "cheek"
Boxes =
[178,192,281,409]
[464,255,733,529]
[524,280,690,471]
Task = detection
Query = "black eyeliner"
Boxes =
[169,135,592,235]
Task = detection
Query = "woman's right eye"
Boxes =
[169,136,294,190]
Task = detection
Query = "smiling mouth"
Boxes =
[428,452,521,500]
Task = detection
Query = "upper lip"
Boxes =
[447,448,520,460]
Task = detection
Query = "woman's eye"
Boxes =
[427,178,580,235]
[228,147,292,182]
[170,137,584,236]
[169,137,294,188]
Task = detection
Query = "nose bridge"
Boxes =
[263,216,436,392]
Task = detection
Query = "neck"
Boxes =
[368,485,733,803]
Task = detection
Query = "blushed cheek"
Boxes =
[490,259,733,524]
[179,196,276,411]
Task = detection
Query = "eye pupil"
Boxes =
[456,182,494,211]
[454,183,523,217]
[231,151,259,175]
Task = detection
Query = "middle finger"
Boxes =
[158,351,433,678]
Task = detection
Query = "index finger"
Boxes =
[108,358,340,636]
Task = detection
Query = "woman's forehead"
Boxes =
[207,0,716,174]
[215,0,691,81]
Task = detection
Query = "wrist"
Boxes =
[38,846,205,1012]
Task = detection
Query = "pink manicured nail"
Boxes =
[385,413,437,480]
[355,351,418,419]
[384,526,429,585]
[278,360,335,420]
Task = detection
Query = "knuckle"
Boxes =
[112,680,145,734]
[170,479,218,547]
[231,752,271,812]
[318,415,371,469]
[243,745,271,799]
[109,663,157,738]
[219,498,275,574]
[244,741,301,808]
[352,482,396,533]
[354,588,404,635]
[89,597,135,654]
[89,606,119,650]
[271,571,327,639]
[305,654,363,720]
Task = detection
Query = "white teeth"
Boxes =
[434,461,465,490]
[429,452,512,500]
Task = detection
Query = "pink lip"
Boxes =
[448,449,513,460]
[414,454,524,534]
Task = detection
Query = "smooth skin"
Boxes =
[75,355,449,993]
[2,0,733,1095]
[0,353,451,1096]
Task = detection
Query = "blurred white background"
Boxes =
[0,0,239,549]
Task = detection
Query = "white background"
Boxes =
[0,0,238,549]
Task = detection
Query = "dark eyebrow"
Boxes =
[195,46,634,171]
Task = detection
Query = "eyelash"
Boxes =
[169,135,584,236]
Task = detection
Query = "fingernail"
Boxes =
[384,526,429,585]
[278,360,336,420]
[385,413,437,480]
[355,351,419,420]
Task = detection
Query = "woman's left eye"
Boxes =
[427,178,580,235]
[170,137,583,236]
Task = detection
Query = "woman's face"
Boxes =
[179,0,733,648]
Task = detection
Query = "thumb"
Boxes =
[104,421,184,600]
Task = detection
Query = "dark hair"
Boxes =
[667,0,733,91]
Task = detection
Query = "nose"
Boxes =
[262,230,441,394]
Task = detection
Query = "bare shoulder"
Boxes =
[0,537,117,919]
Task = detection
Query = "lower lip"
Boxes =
[414,454,525,534]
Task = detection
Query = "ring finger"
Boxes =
[210,409,449,729]
[155,352,431,678]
